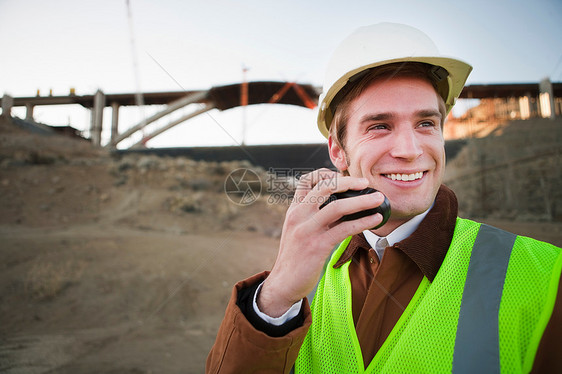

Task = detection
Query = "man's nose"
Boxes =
[389,128,423,160]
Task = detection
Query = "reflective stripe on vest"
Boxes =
[295,218,562,373]
[453,224,516,373]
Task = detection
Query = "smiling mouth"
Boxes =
[384,172,425,181]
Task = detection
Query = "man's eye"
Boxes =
[419,121,435,128]
[368,124,388,131]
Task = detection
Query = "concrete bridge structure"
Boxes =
[1,80,561,148]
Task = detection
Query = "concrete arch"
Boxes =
[118,81,320,148]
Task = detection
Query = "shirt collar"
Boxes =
[362,205,432,259]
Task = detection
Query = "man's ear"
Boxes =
[328,135,348,172]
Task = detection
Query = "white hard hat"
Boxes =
[317,22,473,138]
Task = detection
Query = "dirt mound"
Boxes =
[0,116,106,166]
[445,118,562,226]
[0,116,285,235]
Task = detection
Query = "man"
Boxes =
[207,23,561,373]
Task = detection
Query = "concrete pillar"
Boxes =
[554,97,562,116]
[90,89,105,146]
[539,78,555,119]
[110,102,120,148]
[528,96,535,117]
[25,103,35,122]
[519,96,530,120]
[502,98,509,118]
[1,94,13,117]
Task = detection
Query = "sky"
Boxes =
[1,0,561,148]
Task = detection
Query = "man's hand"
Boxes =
[257,169,386,317]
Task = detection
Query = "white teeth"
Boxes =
[385,172,423,181]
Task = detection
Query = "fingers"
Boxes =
[321,213,383,248]
[317,191,385,226]
[307,191,385,241]
[288,168,385,242]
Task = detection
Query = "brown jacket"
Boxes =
[207,185,562,373]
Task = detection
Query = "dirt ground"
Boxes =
[0,116,560,373]
[1,226,278,374]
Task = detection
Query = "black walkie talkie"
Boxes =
[319,187,391,229]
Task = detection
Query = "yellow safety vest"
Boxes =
[295,218,562,373]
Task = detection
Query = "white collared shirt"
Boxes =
[363,206,431,260]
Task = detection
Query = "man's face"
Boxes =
[329,76,445,231]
